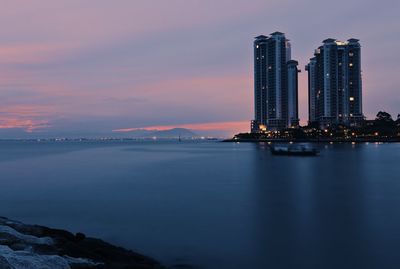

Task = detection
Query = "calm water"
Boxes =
[0,140,400,269]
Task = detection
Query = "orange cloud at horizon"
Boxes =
[0,104,53,132]
[0,117,50,132]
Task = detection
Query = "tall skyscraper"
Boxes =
[306,38,363,127]
[252,32,299,132]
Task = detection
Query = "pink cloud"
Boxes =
[113,120,249,134]
[0,104,53,132]
[0,43,80,65]
[0,118,50,132]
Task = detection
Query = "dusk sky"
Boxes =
[0,0,399,137]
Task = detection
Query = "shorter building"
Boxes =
[287,60,300,128]
[306,38,364,127]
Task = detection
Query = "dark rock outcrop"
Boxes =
[0,217,166,269]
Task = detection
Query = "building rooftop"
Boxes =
[348,38,360,43]
[335,40,348,46]
[255,35,268,39]
[323,38,336,43]
[270,31,285,36]
[321,38,360,46]
[287,60,299,65]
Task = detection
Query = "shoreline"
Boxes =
[0,216,167,269]
[223,138,400,143]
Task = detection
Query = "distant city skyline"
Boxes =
[0,0,399,137]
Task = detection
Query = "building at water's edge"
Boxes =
[305,38,364,127]
[251,32,300,133]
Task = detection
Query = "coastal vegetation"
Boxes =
[229,111,400,142]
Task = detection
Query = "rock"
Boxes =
[0,255,14,269]
[75,233,86,241]
[0,217,167,269]
[0,245,71,269]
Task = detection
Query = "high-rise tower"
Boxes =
[252,32,299,132]
[306,39,363,127]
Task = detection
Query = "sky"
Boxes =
[0,0,399,137]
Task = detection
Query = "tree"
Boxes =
[376,111,393,122]
[374,111,396,137]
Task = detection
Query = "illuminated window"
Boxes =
[349,97,354,101]
[259,125,267,132]
[349,63,353,67]
[349,52,354,57]
[256,45,259,49]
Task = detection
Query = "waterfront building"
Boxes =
[306,38,364,127]
[252,32,299,132]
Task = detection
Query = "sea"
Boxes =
[0,140,399,269]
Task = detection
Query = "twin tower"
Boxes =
[251,32,363,132]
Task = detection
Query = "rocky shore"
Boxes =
[0,216,166,269]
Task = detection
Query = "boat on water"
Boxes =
[270,144,319,156]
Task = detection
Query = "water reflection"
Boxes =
[0,141,399,269]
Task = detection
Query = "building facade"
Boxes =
[252,32,299,132]
[287,60,300,127]
[306,38,363,127]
